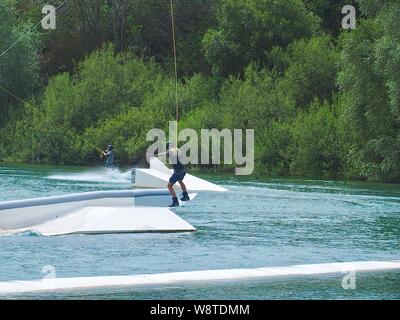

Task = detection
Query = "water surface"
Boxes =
[0,164,399,299]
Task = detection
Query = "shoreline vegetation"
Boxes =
[2,161,400,191]
[1,0,400,183]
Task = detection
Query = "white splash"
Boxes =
[48,168,131,184]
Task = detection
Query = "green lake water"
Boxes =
[0,163,399,299]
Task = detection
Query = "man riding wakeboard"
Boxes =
[102,145,116,168]
[157,141,190,207]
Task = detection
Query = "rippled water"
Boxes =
[0,164,399,299]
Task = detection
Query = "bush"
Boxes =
[255,121,292,176]
[289,100,341,178]
[218,65,295,130]
[202,0,320,76]
[42,45,163,132]
[278,35,339,109]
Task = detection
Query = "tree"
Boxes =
[279,35,339,108]
[0,0,40,126]
[42,45,163,132]
[202,0,320,76]
[219,65,295,130]
[290,100,341,178]
[338,1,400,181]
[304,0,355,35]
[126,0,218,75]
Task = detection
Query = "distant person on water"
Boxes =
[157,141,190,207]
[102,145,116,168]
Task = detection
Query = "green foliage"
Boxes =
[42,45,163,132]
[202,0,320,76]
[180,102,223,132]
[219,65,295,129]
[202,29,240,77]
[0,0,40,126]
[304,0,353,35]
[1,45,222,165]
[279,35,339,108]
[356,0,390,17]
[1,0,399,183]
[289,100,341,178]
[178,74,220,114]
[82,107,161,165]
[255,121,292,176]
[338,2,400,182]
[0,106,79,164]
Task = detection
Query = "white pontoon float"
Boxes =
[132,157,228,192]
[0,190,197,236]
[1,260,399,295]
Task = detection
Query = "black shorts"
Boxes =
[169,171,186,184]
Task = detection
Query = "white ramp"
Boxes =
[133,157,228,192]
[30,206,196,236]
[0,261,399,295]
[0,190,197,236]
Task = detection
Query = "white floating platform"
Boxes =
[133,157,228,192]
[0,261,399,295]
[0,190,197,236]
[28,206,195,236]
